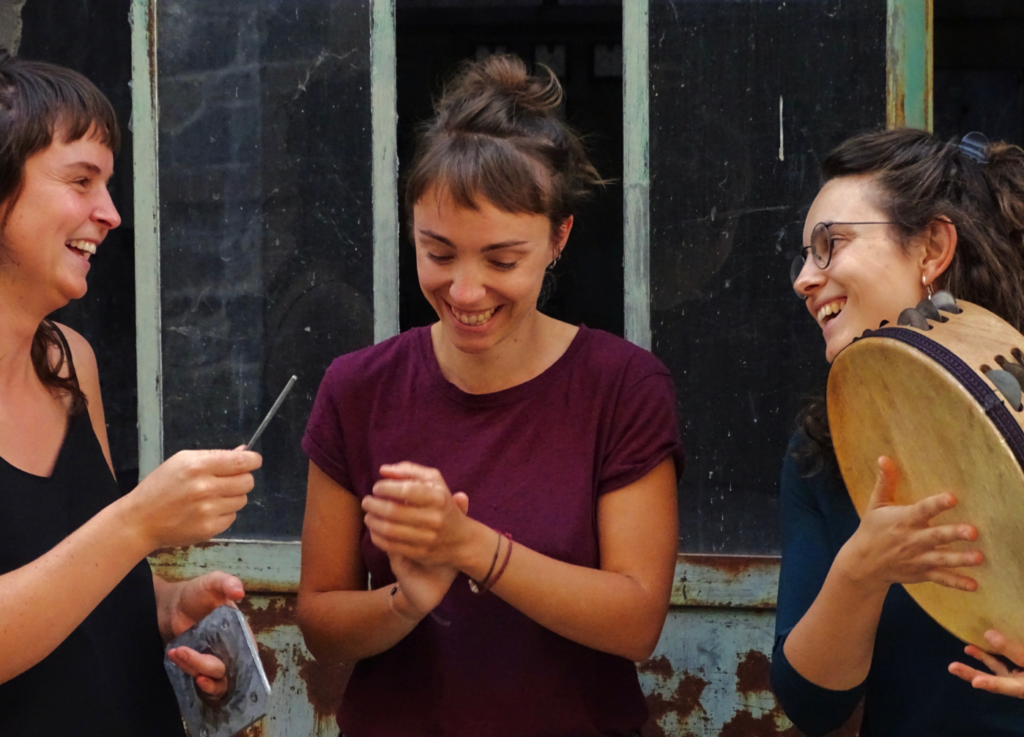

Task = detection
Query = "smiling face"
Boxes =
[793,175,928,363]
[0,127,120,312]
[413,185,567,357]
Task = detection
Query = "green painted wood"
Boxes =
[887,0,933,130]
[623,0,650,350]
[371,0,400,343]
[152,542,779,608]
[130,0,164,475]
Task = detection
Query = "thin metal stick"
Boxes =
[245,375,298,449]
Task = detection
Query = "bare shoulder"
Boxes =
[50,322,104,416]
[51,322,100,381]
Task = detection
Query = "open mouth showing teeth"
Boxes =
[817,300,845,324]
[452,305,500,326]
[67,239,97,257]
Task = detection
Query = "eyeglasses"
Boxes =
[789,221,896,289]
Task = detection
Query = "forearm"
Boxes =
[461,525,669,661]
[783,548,889,690]
[297,585,421,663]
[0,498,151,684]
[152,575,184,643]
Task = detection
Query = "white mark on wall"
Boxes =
[778,95,785,161]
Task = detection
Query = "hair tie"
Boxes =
[959,131,990,165]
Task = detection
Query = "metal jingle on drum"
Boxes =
[931,290,961,314]
[996,357,1024,387]
[915,298,943,322]
[984,368,1024,412]
[898,307,932,330]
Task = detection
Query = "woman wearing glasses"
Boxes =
[772,128,1024,735]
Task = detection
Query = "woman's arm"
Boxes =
[296,461,436,663]
[782,457,981,691]
[362,457,678,661]
[0,327,261,685]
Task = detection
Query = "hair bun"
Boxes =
[437,54,563,134]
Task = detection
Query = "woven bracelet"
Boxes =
[469,529,503,594]
[482,533,513,594]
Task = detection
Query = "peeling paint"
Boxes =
[639,654,675,679]
[294,650,352,721]
[257,642,280,686]
[719,708,799,737]
[735,650,771,696]
[237,596,296,635]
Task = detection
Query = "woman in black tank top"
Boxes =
[0,53,263,734]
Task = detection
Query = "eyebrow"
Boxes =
[63,162,103,175]
[418,229,528,252]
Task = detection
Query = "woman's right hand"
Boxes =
[119,449,262,550]
[386,493,469,621]
[836,456,983,592]
[388,553,459,621]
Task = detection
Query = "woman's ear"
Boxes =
[552,215,574,260]
[921,217,957,286]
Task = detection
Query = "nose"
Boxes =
[792,256,824,300]
[92,186,122,231]
[448,262,487,305]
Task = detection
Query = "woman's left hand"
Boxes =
[362,462,471,568]
[162,571,245,698]
[949,630,1024,698]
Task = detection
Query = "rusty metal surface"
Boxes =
[232,595,353,737]
[639,609,862,737]
[672,555,779,610]
[154,546,829,736]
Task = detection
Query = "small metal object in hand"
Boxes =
[163,605,271,737]
[245,375,298,450]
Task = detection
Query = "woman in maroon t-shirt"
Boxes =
[299,54,683,737]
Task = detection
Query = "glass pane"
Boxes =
[157,0,374,539]
[649,0,887,553]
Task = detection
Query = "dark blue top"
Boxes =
[771,433,1024,737]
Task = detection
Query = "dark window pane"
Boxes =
[158,0,374,540]
[649,0,886,553]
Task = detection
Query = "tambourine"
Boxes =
[828,292,1024,648]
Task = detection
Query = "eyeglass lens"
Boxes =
[789,223,832,287]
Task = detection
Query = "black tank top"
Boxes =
[0,332,184,736]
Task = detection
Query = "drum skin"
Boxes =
[828,301,1024,648]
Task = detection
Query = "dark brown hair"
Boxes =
[404,54,605,240]
[0,50,121,413]
[796,128,1024,473]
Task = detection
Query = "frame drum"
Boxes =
[828,298,1024,648]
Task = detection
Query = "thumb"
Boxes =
[203,571,245,605]
[452,492,469,516]
[867,456,899,510]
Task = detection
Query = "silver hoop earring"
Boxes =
[923,275,933,298]
[548,251,561,270]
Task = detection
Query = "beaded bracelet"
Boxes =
[468,530,503,594]
[482,533,513,594]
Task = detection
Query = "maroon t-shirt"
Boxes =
[303,325,683,737]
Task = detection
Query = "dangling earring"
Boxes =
[548,250,562,270]
[923,274,934,298]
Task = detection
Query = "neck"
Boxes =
[0,286,51,389]
[432,312,568,394]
